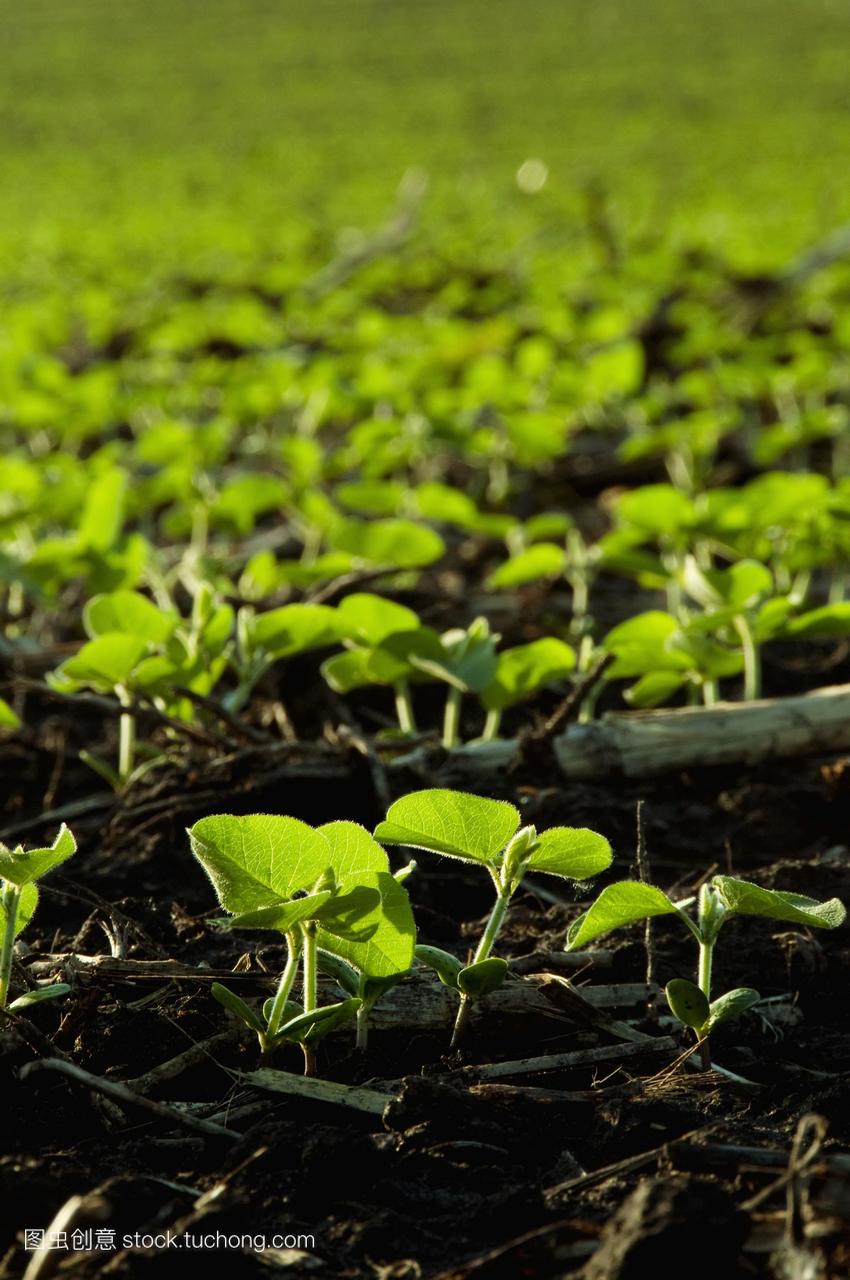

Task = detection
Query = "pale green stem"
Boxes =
[442,686,463,749]
[301,922,318,1076]
[117,686,136,784]
[264,932,301,1041]
[701,679,719,707]
[393,681,417,735]
[696,885,714,1070]
[451,891,510,1049]
[356,1001,369,1052]
[733,614,760,702]
[482,708,502,741]
[0,881,21,1009]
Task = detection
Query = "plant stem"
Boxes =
[696,885,714,1071]
[451,891,510,1049]
[0,881,21,1009]
[356,1003,369,1052]
[301,923,318,1076]
[482,708,502,741]
[442,686,463,749]
[393,681,417,735]
[117,686,135,784]
[733,614,760,702]
[264,932,301,1042]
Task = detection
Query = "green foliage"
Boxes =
[0,826,77,1010]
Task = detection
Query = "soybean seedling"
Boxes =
[0,825,76,1011]
[188,814,392,1074]
[566,874,846,1069]
[374,788,611,1047]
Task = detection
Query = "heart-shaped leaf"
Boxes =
[188,814,334,914]
[525,828,612,881]
[374,789,520,865]
[566,881,679,950]
[482,638,576,712]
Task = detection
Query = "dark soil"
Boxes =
[2,702,850,1279]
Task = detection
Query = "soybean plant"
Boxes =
[187,815,413,1073]
[567,874,845,1067]
[374,788,611,1046]
[0,825,76,1011]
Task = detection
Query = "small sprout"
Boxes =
[0,825,77,1011]
[568,873,845,1069]
[375,788,611,1047]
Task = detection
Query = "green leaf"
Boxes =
[708,987,761,1030]
[8,983,71,1011]
[312,884,382,941]
[336,593,419,645]
[487,542,567,589]
[625,671,687,708]
[318,869,416,980]
[784,604,850,638]
[0,699,20,730]
[317,950,360,997]
[277,997,361,1045]
[77,468,127,552]
[49,633,149,691]
[188,814,334,914]
[374,789,520,865]
[482,638,576,711]
[246,604,340,660]
[665,978,710,1032]
[224,891,335,934]
[330,519,444,569]
[84,590,176,643]
[712,876,846,929]
[413,619,498,692]
[210,982,266,1034]
[316,821,388,877]
[615,485,696,537]
[566,881,680,950]
[414,943,463,988]
[525,828,612,881]
[457,957,508,997]
[0,825,76,887]
[5,883,38,938]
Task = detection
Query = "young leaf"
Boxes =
[317,821,388,878]
[84,590,176,643]
[566,881,680,950]
[2,883,38,938]
[277,997,362,1045]
[318,870,415,979]
[0,825,77,887]
[312,884,382,941]
[665,978,710,1032]
[188,814,333,914]
[624,671,688,708]
[317,951,361,997]
[784,604,850,639]
[8,983,71,1011]
[487,542,567,589]
[223,892,335,934]
[374,789,520,865]
[708,987,761,1030]
[330,519,445,569]
[210,982,267,1034]
[415,944,464,988]
[247,604,339,660]
[456,957,508,997]
[481,638,576,712]
[525,828,612,881]
[712,876,846,929]
[0,699,20,730]
[49,633,148,691]
[336,593,419,644]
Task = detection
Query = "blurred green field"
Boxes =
[3,0,850,268]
